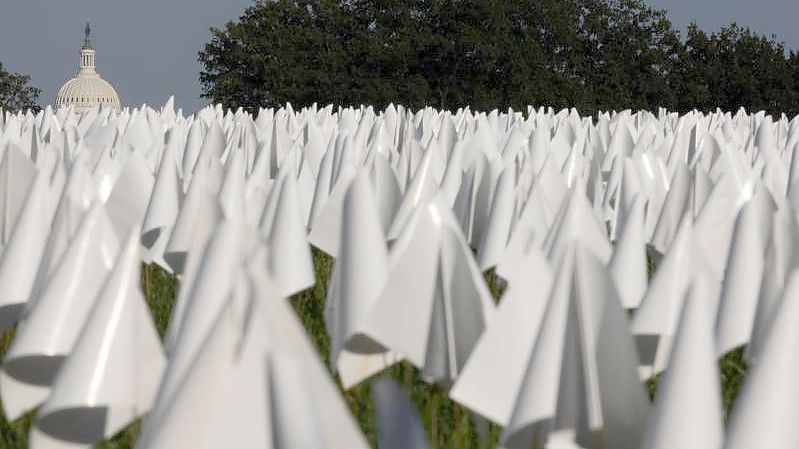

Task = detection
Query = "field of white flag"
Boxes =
[0,98,794,448]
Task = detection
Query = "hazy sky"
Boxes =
[1,0,797,114]
[646,0,799,48]
[0,0,253,114]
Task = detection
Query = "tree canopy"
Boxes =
[199,0,799,117]
[0,62,40,113]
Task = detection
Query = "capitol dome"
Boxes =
[55,24,121,113]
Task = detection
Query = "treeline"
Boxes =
[199,0,799,117]
[0,62,40,113]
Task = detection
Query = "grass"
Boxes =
[293,250,501,448]
[0,247,748,448]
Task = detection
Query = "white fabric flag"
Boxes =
[362,196,495,385]
[36,228,166,445]
[324,171,400,388]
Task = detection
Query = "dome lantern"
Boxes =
[56,23,121,113]
[79,23,96,75]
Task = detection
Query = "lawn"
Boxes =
[0,249,748,448]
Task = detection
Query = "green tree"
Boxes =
[198,0,799,116]
[677,24,799,116]
[200,0,685,113]
[198,0,351,110]
[0,62,40,113]
[575,0,684,112]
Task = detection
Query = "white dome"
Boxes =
[56,74,121,113]
[56,24,121,114]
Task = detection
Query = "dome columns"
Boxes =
[79,49,96,75]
